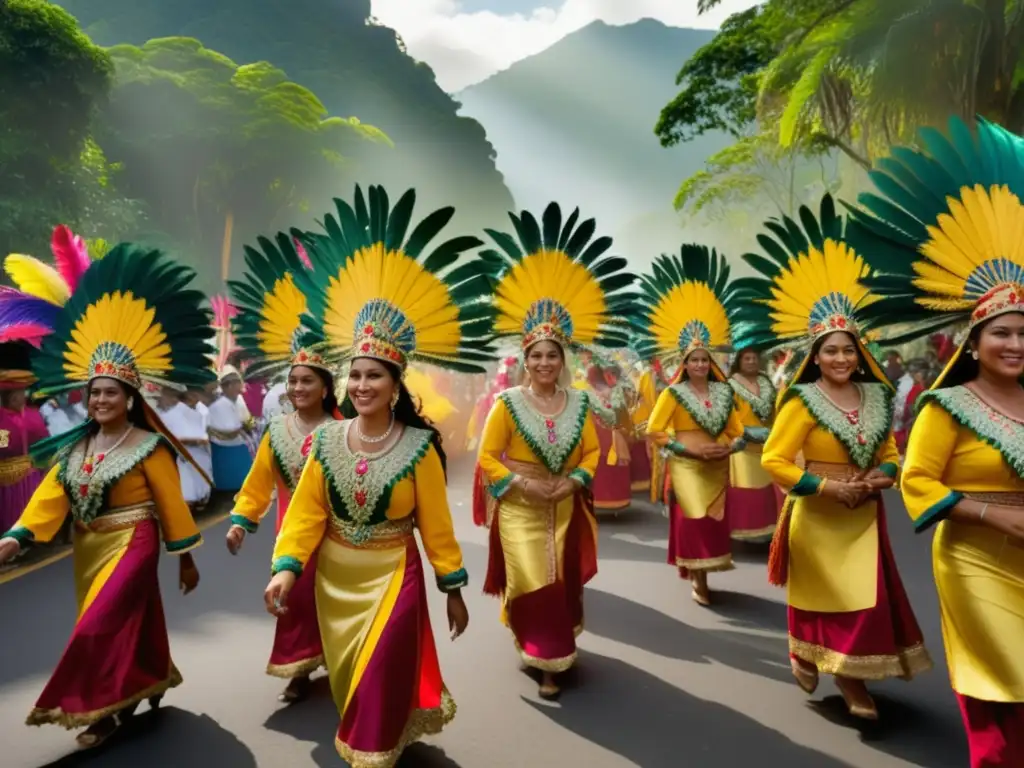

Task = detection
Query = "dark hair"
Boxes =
[728,347,762,377]
[292,366,340,417]
[85,378,152,435]
[795,331,876,385]
[340,359,448,475]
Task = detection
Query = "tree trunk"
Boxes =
[220,210,234,283]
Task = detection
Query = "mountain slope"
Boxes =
[56,0,514,228]
[456,19,730,241]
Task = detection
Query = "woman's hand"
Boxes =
[447,591,469,640]
[860,469,895,491]
[179,553,200,595]
[225,525,246,555]
[518,477,552,503]
[550,478,576,502]
[823,480,871,508]
[982,505,1024,545]
[0,537,20,565]
[695,443,730,461]
[264,571,297,616]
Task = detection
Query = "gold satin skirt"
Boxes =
[934,518,1024,701]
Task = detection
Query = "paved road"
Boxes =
[0,457,967,768]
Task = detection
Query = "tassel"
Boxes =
[482,511,507,596]
[767,496,794,587]
[471,463,488,528]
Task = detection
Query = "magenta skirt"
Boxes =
[958,695,1024,767]
[0,468,43,533]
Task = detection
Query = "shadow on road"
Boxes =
[35,708,256,768]
[582,587,791,684]
[263,678,462,767]
[524,649,852,768]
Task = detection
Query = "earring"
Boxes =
[971,350,979,360]
[390,390,400,410]
[127,398,135,410]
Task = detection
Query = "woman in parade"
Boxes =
[225,236,340,702]
[742,195,931,721]
[0,343,48,533]
[635,245,747,605]
[584,352,635,513]
[726,343,781,541]
[0,246,213,748]
[477,202,634,698]
[262,186,482,768]
[851,116,1024,765]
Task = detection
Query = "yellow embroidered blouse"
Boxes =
[3,435,201,554]
[477,387,600,498]
[761,384,899,612]
[230,416,332,533]
[271,421,468,592]
[646,381,745,448]
[901,390,1024,701]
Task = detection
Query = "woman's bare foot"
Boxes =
[790,657,819,694]
[279,674,312,703]
[690,571,710,606]
[75,716,119,749]
[538,671,560,700]
[835,676,878,720]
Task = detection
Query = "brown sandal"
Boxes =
[835,676,878,720]
[75,716,119,749]
[790,658,818,694]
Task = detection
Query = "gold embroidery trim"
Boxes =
[674,553,734,572]
[334,687,457,768]
[326,516,414,550]
[266,654,325,679]
[730,524,777,540]
[804,460,881,483]
[0,455,31,486]
[788,636,933,681]
[76,503,156,533]
[964,491,1024,507]
[26,664,183,729]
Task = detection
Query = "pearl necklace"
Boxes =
[355,413,395,444]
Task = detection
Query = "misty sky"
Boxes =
[371,0,762,91]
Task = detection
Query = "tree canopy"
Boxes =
[0,0,137,256]
[658,0,1024,216]
[94,37,391,286]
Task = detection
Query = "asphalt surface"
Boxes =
[0,457,968,768]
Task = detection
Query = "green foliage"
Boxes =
[92,36,391,284]
[54,0,515,226]
[0,0,141,255]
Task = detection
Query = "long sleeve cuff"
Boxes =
[436,567,469,593]
[229,514,259,534]
[568,468,593,489]
[731,437,747,454]
[166,533,202,555]
[1,526,34,550]
[743,426,770,444]
[666,440,686,457]
[878,462,899,479]
[790,472,822,497]
[913,491,963,533]
[271,555,303,577]
[487,472,516,499]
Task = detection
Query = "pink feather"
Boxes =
[50,225,91,294]
[293,238,312,269]
[0,323,52,347]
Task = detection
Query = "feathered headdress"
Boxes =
[209,295,239,373]
[631,244,738,383]
[481,202,636,352]
[0,225,92,345]
[731,194,890,392]
[848,116,1024,388]
[292,185,497,373]
[21,245,217,468]
[0,341,36,390]
[228,233,329,379]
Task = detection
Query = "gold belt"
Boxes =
[77,502,156,533]
[0,455,32,486]
[804,460,871,482]
[504,458,564,481]
[964,491,1024,508]
[326,516,414,550]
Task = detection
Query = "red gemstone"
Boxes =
[355,458,368,476]
[545,419,555,428]
[856,434,867,445]
[837,317,847,328]
[301,435,313,457]
[363,324,374,335]
[360,343,371,353]
[355,490,367,506]
[79,484,89,497]
[704,400,712,408]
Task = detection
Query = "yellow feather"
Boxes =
[404,366,454,424]
[63,292,172,380]
[322,243,463,359]
[4,254,70,305]
[494,249,608,344]
[647,281,731,358]
[256,274,307,360]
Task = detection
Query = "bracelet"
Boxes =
[816,478,828,496]
[979,503,989,522]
